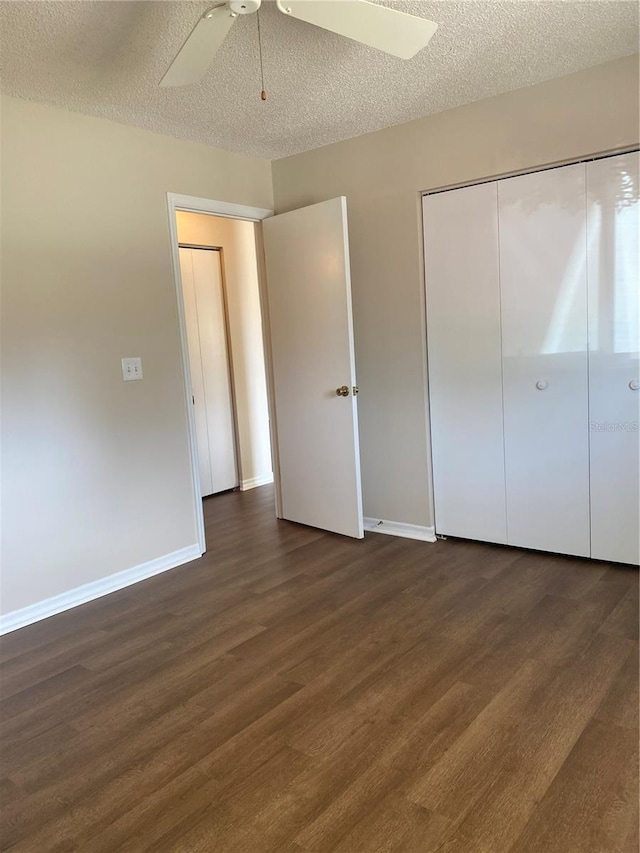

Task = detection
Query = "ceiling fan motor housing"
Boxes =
[229,0,261,15]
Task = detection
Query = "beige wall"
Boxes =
[1,95,273,616]
[271,55,640,528]
[2,55,638,617]
[175,212,272,488]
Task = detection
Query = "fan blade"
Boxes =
[160,5,237,87]
[277,0,438,59]
[276,0,437,59]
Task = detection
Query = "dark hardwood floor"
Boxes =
[1,485,638,852]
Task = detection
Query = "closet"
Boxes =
[423,151,639,564]
[179,247,238,497]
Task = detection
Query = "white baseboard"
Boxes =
[0,544,202,636]
[240,472,274,491]
[363,517,436,543]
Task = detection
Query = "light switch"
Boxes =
[122,357,143,381]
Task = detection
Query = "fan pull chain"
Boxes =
[257,8,267,100]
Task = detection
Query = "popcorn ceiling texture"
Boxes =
[0,0,637,160]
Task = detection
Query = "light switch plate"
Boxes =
[122,357,143,381]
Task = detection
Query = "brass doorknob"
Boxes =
[336,385,350,397]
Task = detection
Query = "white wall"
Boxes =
[1,95,273,617]
[175,213,272,489]
[271,55,640,528]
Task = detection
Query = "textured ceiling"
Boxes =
[0,1,637,160]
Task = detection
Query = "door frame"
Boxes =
[166,193,277,554]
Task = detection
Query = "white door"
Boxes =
[587,152,640,565]
[498,164,590,557]
[262,197,363,538]
[179,247,238,497]
[423,182,507,544]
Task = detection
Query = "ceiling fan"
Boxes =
[160,0,438,87]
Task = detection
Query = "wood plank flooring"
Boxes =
[1,485,638,852]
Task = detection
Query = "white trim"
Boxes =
[166,193,275,553]
[0,545,202,635]
[240,472,274,491]
[169,194,273,222]
[417,190,437,534]
[253,224,284,519]
[363,517,436,542]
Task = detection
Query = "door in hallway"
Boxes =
[179,246,238,497]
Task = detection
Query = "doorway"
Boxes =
[167,192,365,554]
[167,195,277,553]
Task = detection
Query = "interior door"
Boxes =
[262,197,363,538]
[179,247,238,497]
[498,163,590,558]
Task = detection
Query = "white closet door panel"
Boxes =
[587,152,640,564]
[192,249,238,494]
[499,163,590,557]
[424,183,507,543]
[179,248,213,497]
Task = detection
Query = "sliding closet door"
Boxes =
[191,249,238,494]
[180,248,214,496]
[587,152,640,564]
[180,248,238,497]
[499,164,590,557]
[424,183,507,543]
